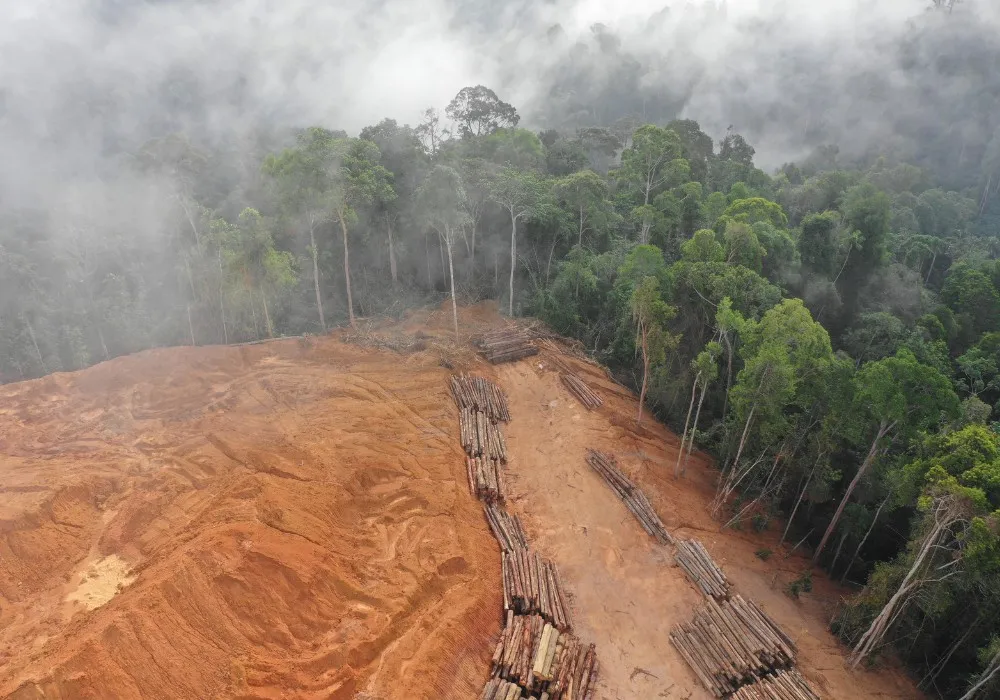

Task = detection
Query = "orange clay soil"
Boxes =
[0,302,919,700]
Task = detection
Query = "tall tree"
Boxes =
[629,276,678,425]
[264,129,392,328]
[446,86,520,138]
[487,167,545,315]
[553,169,613,249]
[415,165,470,337]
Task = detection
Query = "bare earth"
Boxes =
[0,303,919,699]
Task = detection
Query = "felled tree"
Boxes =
[849,470,994,668]
[813,350,960,563]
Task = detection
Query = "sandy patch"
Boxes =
[66,554,135,611]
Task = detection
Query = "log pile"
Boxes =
[729,669,820,700]
[484,503,528,552]
[460,407,508,462]
[450,374,599,700]
[468,456,506,503]
[669,594,797,697]
[502,547,572,631]
[451,373,511,423]
[585,450,672,545]
[675,539,732,601]
[479,677,524,700]
[559,373,603,410]
[491,612,598,699]
[479,330,539,364]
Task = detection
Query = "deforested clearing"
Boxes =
[0,304,917,699]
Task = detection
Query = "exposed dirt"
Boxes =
[0,303,920,699]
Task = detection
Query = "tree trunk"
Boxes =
[842,496,889,583]
[546,235,559,288]
[248,286,259,339]
[444,229,459,339]
[24,317,46,373]
[684,380,709,476]
[676,373,700,477]
[730,401,758,476]
[637,327,650,425]
[508,212,518,316]
[959,650,1000,700]
[309,223,326,331]
[218,248,229,344]
[851,503,951,667]
[187,304,196,345]
[721,332,734,418]
[829,529,849,576]
[470,222,477,279]
[924,250,937,285]
[179,198,201,246]
[579,205,585,248]
[814,420,894,564]
[781,457,820,545]
[425,232,433,288]
[97,326,110,361]
[386,213,398,284]
[261,289,273,338]
[339,213,355,327]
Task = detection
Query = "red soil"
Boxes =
[0,303,920,699]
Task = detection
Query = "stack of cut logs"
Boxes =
[491,612,598,700]
[451,373,511,422]
[585,450,672,545]
[479,677,525,700]
[669,594,798,697]
[451,374,599,699]
[479,329,539,364]
[485,503,528,552]
[559,373,603,410]
[467,455,506,502]
[729,669,820,700]
[460,407,508,461]
[675,539,732,601]
[502,548,572,630]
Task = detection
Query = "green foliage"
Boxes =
[755,547,772,561]
[681,229,725,263]
[446,85,519,138]
[5,100,1000,700]
[786,570,813,599]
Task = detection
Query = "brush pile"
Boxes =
[502,548,572,631]
[728,669,820,700]
[585,450,672,545]
[669,594,798,697]
[484,503,529,552]
[451,373,510,422]
[559,373,603,410]
[467,456,506,503]
[491,612,598,699]
[478,329,539,364]
[460,408,508,461]
[675,539,731,601]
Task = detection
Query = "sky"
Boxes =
[0,0,996,208]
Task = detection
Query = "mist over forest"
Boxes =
[3,1,1000,698]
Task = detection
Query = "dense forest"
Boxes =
[2,1,1000,698]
